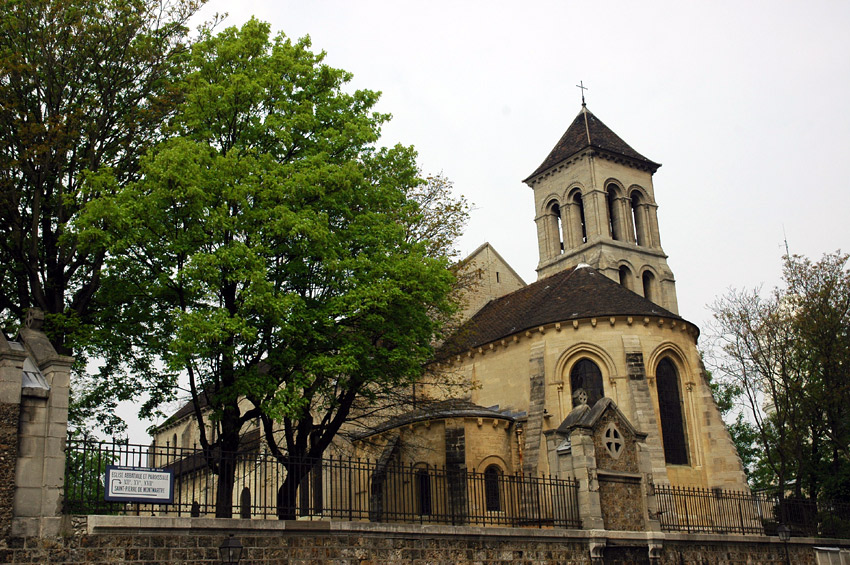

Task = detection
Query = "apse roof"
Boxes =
[524,106,660,181]
[439,264,684,356]
[355,399,514,440]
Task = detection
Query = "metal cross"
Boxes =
[576,81,588,106]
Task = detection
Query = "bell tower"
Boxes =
[523,104,679,314]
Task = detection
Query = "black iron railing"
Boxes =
[655,485,850,538]
[63,438,581,528]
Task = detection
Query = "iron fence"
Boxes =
[655,485,850,538]
[64,437,581,528]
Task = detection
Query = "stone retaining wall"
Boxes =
[1,516,845,564]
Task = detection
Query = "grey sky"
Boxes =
[129,0,850,441]
[190,0,850,326]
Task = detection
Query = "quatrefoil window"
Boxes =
[604,423,624,459]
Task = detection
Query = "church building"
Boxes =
[152,104,750,528]
[354,103,749,497]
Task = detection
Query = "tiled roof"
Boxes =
[524,106,660,181]
[355,399,514,440]
[440,265,682,355]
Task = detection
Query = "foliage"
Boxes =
[82,19,462,517]
[63,432,119,514]
[708,251,850,499]
[0,0,205,433]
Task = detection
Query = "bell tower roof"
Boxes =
[524,106,660,182]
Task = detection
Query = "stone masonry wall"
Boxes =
[0,402,19,538]
[0,516,838,565]
[599,477,644,531]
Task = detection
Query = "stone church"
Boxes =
[153,104,750,526]
[352,103,749,496]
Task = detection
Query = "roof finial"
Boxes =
[576,81,588,107]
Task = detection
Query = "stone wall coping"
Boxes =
[82,515,849,549]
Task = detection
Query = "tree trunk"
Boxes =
[215,405,241,518]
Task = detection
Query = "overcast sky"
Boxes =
[130,0,850,441]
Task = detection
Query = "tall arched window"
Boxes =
[240,487,251,519]
[570,359,604,408]
[606,184,623,241]
[642,270,656,303]
[619,265,632,290]
[484,465,502,512]
[416,468,432,516]
[630,191,647,246]
[572,191,587,244]
[547,201,564,254]
[656,358,688,465]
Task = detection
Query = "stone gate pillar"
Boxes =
[1,309,73,538]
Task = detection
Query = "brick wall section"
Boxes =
[0,518,833,565]
[0,402,19,538]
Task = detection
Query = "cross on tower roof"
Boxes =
[576,81,588,106]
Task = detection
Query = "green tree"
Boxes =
[709,251,850,499]
[0,0,205,433]
[82,19,460,518]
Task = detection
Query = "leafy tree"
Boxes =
[82,19,460,518]
[708,251,850,499]
[0,0,205,433]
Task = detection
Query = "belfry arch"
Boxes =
[544,199,565,258]
[567,189,587,247]
[605,182,627,242]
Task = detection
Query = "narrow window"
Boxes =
[416,468,432,516]
[548,201,564,254]
[496,272,500,283]
[606,184,622,241]
[631,192,646,246]
[484,465,501,512]
[656,358,688,465]
[642,271,656,303]
[570,359,604,408]
[572,192,587,244]
[619,265,632,290]
[240,487,251,519]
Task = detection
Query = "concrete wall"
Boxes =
[1,515,843,564]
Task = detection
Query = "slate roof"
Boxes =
[355,399,514,440]
[440,265,684,356]
[524,106,660,182]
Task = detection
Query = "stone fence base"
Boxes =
[1,516,848,564]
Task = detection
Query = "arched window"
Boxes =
[484,465,502,512]
[570,359,604,408]
[642,271,656,303]
[240,487,251,519]
[572,191,587,244]
[606,184,623,241]
[630,192,646,246]
[416,468,432,516]
[619,265,632,290]
[656,358,688,465]
[547,201,564,254]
